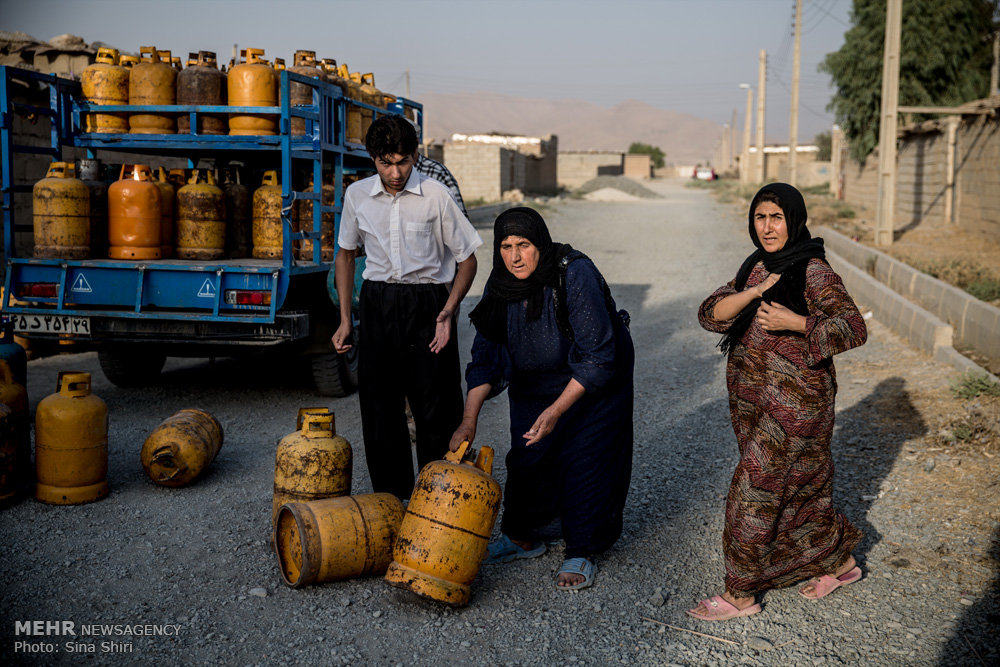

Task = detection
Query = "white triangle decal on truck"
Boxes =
[197,279,216,298]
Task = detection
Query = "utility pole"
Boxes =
[991,31,999,95]
[740,83,752,184]
[720,124,730,171]
[875,0,902,246]
[730,108,738,170]
[756,50,767,184]
[405,70,411,98]
[789,0,802,186]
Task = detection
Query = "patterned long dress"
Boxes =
[698,258,867,596]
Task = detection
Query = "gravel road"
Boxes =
[1,179,996,666]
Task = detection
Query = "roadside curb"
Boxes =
[823,242,999,383]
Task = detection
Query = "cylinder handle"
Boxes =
[296,407,331,430]
[56,371,91,397]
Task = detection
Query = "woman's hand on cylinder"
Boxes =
[523,406,561,446]
[449,418,477,452]
[753,272,781,298]
[429,309,453,354]
[756,301,808,333]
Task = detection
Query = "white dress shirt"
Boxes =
[338,169,482,284]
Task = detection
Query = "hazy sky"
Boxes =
[4,0,854,142]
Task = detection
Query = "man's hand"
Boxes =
[429,309,452,354]
[332,320,353,353]
[756,301,807,333]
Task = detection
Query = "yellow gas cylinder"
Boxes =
[35,372,108,505]
[358,73,386,140]
[252,170,284,258]
[385,441,502,606]
[170,56,182,72]
[336,64,364,144]
[108,164,161,259]
[274,493,404,588]
[272,408,352,526]
[119,54,139,68]
[177,50,227,135]
[222,166,251,258]
[80,47,129,134]
[128,46,177,134]
[295,176,335,261]
[140,408,223,487]
[0,360,30,501]
[273,58,286,71]
[154,167,176,258]
[287,50,321,136]
[228,48,278,136]
[176,169,226,260]
[32,162,91,259]
[167,168,188,190]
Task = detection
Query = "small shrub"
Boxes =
[836,205,856,219]
[952,423,974,441]
[966,280,1000,303]
[950,372,1000,399]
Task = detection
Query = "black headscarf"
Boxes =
[718,182,826,355]
[468,207,573,343]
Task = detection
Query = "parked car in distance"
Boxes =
[695,167,717,181]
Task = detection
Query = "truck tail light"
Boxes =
[224,290,271,306]
[16,283,59,298]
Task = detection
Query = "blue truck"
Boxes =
[0,64,420,396]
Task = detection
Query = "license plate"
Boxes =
[11,314,91,336]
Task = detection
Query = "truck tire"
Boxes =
[98,346,167,388]
[311,346,358,397]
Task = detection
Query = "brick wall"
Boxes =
[623,154,651,179]
[444,143,503,202]
[956,115,1000,237]
[557,152,623,189]
[897,130,948,228]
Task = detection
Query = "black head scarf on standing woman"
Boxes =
[718,183,826,355]
[469,207,573,344]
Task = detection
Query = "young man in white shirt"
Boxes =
[332,115,482,500]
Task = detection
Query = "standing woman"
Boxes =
[449,207,634,590]
[691,183,867,620]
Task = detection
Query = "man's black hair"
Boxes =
[365,115,418,160]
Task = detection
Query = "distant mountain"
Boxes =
[420,92,722,165]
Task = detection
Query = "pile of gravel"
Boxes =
[575,176,662,199]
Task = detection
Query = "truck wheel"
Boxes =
[98,346,167,387]
[311,346,358,397]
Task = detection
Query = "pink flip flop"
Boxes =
[799,566,863,599]
[685,595,762,621]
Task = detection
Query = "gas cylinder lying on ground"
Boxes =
[141,409,223,487]
[35,372,108,505]
[273,493,404,588]
[272,408,352,526]
[385,441,502,606]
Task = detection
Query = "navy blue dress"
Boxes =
[467,259,634,558]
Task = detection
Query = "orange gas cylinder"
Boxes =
[295,176,335,261]
[222,166,251,258]
[385,441,502,606]
[80,47,129,133]
[177,50,227,135]
[141,409,223,487]
[287,50,321,136]
[154,167,176,258]
[108,164,162,260]
[128,46,177,134]
[228,48,278,136]
[176,169,226,260]
[32,162,91,259]
[35,372,108,505]
[252,170,284,258]
[0,360,30,501]
[272,408,352,526]
[274,493,404,588]
[76,159,109,259]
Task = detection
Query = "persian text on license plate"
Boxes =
[11,314,91,336]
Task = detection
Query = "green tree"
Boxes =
[627,142,666,169]
[814,131,832,161]
[820,0,997,162]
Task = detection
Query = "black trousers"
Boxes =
[357,280,464,500]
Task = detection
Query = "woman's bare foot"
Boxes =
[557,571,584,587]
[799,556,857,597]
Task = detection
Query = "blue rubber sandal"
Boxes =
[556,557,596,590]
[484,534,546,564]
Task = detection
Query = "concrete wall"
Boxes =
[557,152,623,189]
[956,114,1000,237]
[623,154,651,179]
[443,143,504,202]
